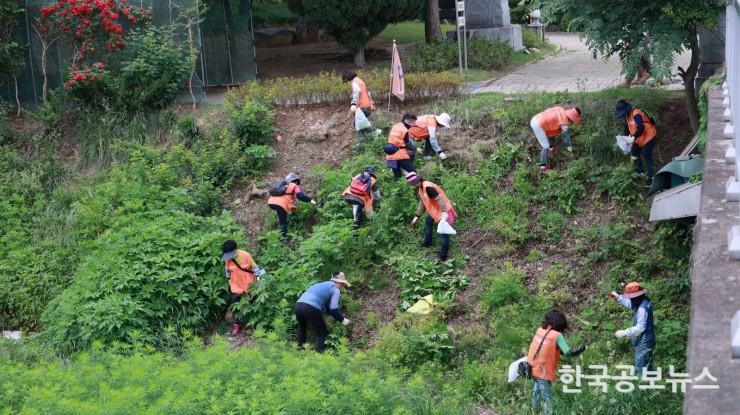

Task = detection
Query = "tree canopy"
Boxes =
[301,0,423,66]
[541,0,725,131]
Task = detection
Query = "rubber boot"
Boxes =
[232,323,240,336]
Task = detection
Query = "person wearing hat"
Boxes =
[267,173,317,238]
[385,113,418,180]
[530,106,581,173]
[341,166,381,228]
[221,240,264,336]
[408,113,451,160]
[612,100,658,186]
[407,172,457,261]
[610,282,655,375]
[527,309,586,415]
[295,272,352,352]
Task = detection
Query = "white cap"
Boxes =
[435,113,451,128]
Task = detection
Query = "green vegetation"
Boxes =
[406,38,513,72]
[1,87,691,414]
[252,0,298,26]
[380,21,456,44]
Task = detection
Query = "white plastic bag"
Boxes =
[508,356,528,382]
[437,219,457,235]
[615,135,634,155]
[354,109,372,131]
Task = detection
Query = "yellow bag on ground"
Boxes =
[406,295,435,314]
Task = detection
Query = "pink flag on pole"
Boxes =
[391,42,405,101]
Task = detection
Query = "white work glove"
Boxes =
[566,146,573,152]
[342,318,351,326]
[438,152,447,160]
[349,105,357,115]
[310,199,317,205]
[411,216,419,226]
[609,291,618,299]
[440,212,449,223]
[615,330,628,338]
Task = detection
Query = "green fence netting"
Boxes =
[2,0,257,107]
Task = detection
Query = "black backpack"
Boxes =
[269,180,289,196]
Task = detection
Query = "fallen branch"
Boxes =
[469,232,490,249]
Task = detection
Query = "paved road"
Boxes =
[471,33,690,94]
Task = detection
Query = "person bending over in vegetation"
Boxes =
[221,240,264,336]
[385,113,418,179]
[612,100,658,187]
[267,173,317,239]
[295,272,352,352]
[610,282,655,375]
[408,112,451,161]
[407,172,457,261]
[341,69,380,142]
[342,166,381,228]
[530,106,581,173]
[527,309,586,415]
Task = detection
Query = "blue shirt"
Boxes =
[297,281,344,321]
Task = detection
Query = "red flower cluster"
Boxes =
[63,61,108,90]
[37,0,151,57]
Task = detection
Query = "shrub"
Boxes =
[522,29,545,49]
[386,254,469,309]
[405,41,457,72]
[538,209,566,243]
[226,99,275,148]
[41,210,240,352]
[243,144,276,175]
[374,313,455,368]
[465,37,513,70]
[481,262,528,311]
[174,115,201,147]
[114,25,192,110]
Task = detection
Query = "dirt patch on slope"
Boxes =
[656,96,694,162]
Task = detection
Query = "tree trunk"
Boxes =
[13,74,20,117]
[680,35,701,134]
[425,0,441,43]
[353,46,365,68]
[41,44,48,102]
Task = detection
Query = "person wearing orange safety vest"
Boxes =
[407,172,457,261]
[221,240,265,336]
[530,106,581,173]
[527,309,585,415]
[341,69,380,143]
[384,113,418,179]
[613,100,658,186]
[267,173,317,239]
[408,113,451,160]
[342,166,381,228]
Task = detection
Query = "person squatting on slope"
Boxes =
[267,173,317,239]
[221,240,265,336]
[613,99,658,186]
[527,309,586,415]
[530,106,581,173]
[295,272,352,352]
[342,166,381,228]
[384,113,418,179]
[610,282,656,375]
[408,112,452,160]
[407,172,457,261]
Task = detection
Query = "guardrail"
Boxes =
[725,1,740,264]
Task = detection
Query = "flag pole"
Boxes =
[388,40,395,112]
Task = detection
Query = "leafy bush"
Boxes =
[243,144,277,175]
[386,254,469,309]
[405,41,457,72]
[481,262,528,311]
[466,37,513,70]
[538,209,566,243]
[42,210,239,352]
[226,99,275,148]
[522,29,545,49]
[374,313,455,368]
[174,115,201,147]
[115,26,192,110]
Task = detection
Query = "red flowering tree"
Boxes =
[35,0,151,97]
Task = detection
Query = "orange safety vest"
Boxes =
[267,182,298,213]
[387,123,411,161]
[354,77,373,110]
[534,106,569,138]
[342,175,377,213]
[527,328,561,381]
[627,108,657,147]
[408,115,438,141]
[419,181,453,223]
[226,250,256,295]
